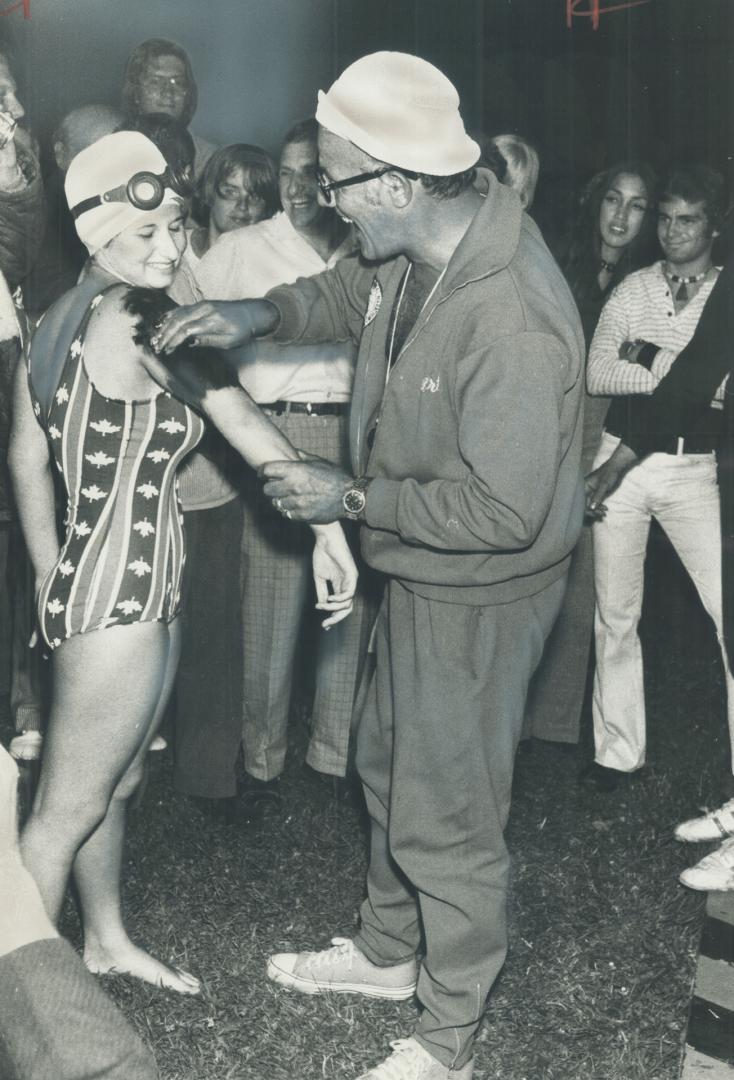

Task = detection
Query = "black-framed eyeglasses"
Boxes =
[317,165,419,205]
[70,164,194,221]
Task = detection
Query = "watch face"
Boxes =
[344,488,367,514]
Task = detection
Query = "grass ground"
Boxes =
[13,529,734,1079]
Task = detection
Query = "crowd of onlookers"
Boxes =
[1,36,733,873]
[0,35,730,837]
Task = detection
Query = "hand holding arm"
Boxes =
[137,330,358,625]
[260,456,359,625]
[152,299,280,354]
[261,456,353,524]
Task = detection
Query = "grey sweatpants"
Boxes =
[354,574,566,1069]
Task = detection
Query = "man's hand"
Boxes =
[585,442,639,521]
[261,456,352,524]
[311,524,358,629]
[152,300,267,354]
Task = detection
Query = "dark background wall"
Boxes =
[1,0,732,234]
[2,0,338,154]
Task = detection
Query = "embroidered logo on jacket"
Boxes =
[420,376,441,393]
[364,279,382,327]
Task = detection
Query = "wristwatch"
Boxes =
[342,476,371,521]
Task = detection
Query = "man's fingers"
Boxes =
[161,320,210,353]
[314,575,328,606]
[320,601,354,629]
[270,495,312,521]
[154,308,210,352]
[261,462,296,485]
[585,503,607,521]
[315,593,353,610]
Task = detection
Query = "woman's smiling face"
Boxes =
[103,201,187,289]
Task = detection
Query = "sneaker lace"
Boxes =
[715,836,734,867]
[706,798,734,836]
[370,1040,431,1080]
[304,937,356,972]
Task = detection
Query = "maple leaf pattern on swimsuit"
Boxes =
[90,418,122,436]
[133,519,156,538]
[36,286,205,649]
[85,450,115,468]
[127,558,152,578]
[159,418,185,435]
[116,598,143,616]
[147,448,171,464]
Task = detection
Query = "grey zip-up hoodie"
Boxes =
[268,173,585,605]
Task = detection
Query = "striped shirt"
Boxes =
[30,290,204,650]
[587,261,726,405]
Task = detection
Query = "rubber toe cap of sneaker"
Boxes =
[679,867,734,891]
[267,953,297,983]
[675,822,716,843]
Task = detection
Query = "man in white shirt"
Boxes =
[196,119,372,811]
[582,164,732,793]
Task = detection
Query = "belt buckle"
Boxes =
[306,402,313,416]
[676,436,685,456]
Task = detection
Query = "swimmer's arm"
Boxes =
[138,348,357,626]
[138,344,300,466]
[8,359,60,583]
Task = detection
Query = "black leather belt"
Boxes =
[666,433,720,455]
[260,400,348,417]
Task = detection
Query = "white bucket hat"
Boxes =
[316,51,480,176]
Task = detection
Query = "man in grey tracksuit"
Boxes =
[156,51,585,1080]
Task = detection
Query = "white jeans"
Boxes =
[591,431,734,773]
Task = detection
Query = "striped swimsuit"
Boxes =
[31,290,205,650]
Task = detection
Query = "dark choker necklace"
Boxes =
[599,258,618,275]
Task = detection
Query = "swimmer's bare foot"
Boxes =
[84,939,201,995]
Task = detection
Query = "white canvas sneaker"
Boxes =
[9,730,43,761]
[357,1039,474,1080]
[675,798,734,842]
[267,937,417,999]
[679,836,734,891]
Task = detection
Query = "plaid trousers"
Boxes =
[239,410,376,779]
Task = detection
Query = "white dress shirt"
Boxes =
[195,212,356,404]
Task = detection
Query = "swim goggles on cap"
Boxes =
[70,164,193,220]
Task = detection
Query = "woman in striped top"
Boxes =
[9,132,356,994]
